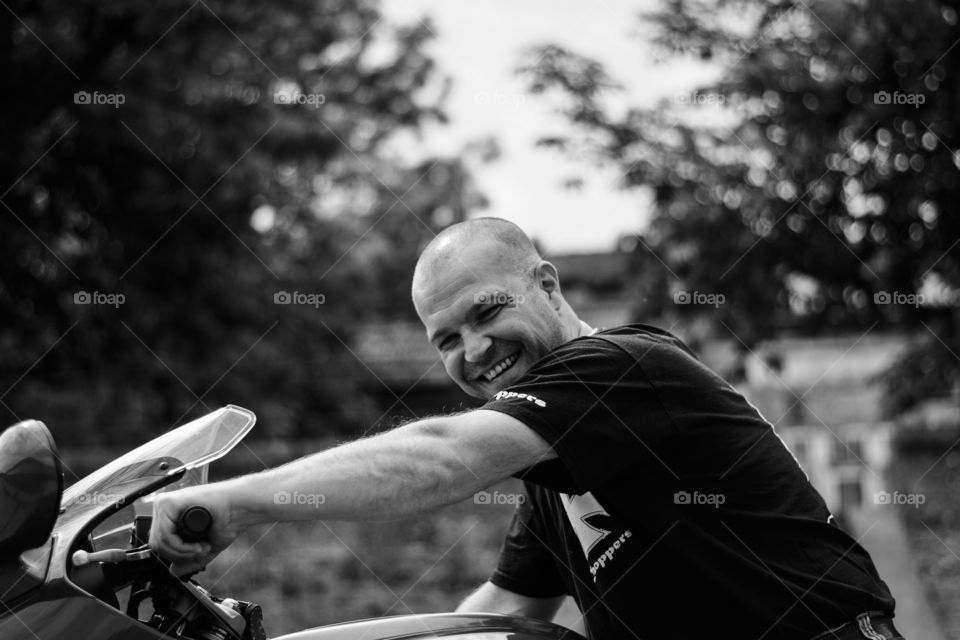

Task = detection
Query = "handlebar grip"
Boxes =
[177,506,213,543]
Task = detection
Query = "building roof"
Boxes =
[746,332,913,388]
[547,251,632,288]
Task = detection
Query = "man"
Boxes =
[151,218,903,639]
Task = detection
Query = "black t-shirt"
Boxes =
[482,324,895,640]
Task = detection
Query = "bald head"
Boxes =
[411,218,588,397]
[412,218,542,302]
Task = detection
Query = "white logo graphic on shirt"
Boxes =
[561,492,633,581]
[493,390,547,407]
[561,492,614,555]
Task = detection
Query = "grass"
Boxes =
[885,443,960,639]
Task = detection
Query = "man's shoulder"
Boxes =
[556,323,695,361]
[520,324,693,385]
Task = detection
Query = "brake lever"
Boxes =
[73,542,261,639]
[72,544,154,566]
[74,545,205,580]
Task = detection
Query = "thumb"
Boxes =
[168,546,213,577]
[170,560,207,577]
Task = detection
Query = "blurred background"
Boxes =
[2,0,959,637]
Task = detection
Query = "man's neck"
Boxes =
[577,320,596,337]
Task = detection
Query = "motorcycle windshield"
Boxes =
[61,405,255,510]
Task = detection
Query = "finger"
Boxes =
[170,560,207,577]
[172,547,217,575]
[151,506,205,552]
[151,525,210,560]
[156,537,211,561]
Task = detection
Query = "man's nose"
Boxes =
[462,331,492,363]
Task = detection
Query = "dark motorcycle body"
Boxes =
[0,407,583,640]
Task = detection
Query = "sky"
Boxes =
[378,0,719,254]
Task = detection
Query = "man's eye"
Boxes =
[439,336,460,351]
[478,305,503,321]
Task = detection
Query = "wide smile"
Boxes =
[480,352,520,382]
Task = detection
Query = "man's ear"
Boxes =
[535,261,562,309]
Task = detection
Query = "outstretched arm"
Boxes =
[149,410,555,566]
[457,581,564,619]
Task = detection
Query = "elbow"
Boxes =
[409,417,453,440]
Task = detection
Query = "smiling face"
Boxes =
[413,238,570,400]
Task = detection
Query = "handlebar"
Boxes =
[177,506,213,543]
[70,504,266,640]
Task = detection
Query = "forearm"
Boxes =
[219,418,493,528]
[150,410,553,570]
[457,581,564,620]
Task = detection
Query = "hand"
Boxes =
[148,484,242,575]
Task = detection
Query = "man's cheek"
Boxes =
[442,356,463,383]
[442,360,456,380]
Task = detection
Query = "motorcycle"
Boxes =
[0,405,584,639]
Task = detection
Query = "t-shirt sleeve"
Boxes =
[490,489,567,598]
[481,336,675,494]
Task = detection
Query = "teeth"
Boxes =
[483,354,518,382]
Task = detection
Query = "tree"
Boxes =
[0,0,473,444]
[521,0,960,409]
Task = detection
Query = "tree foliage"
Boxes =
[522,0,960,410]
[1,0,478,444]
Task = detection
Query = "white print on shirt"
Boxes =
[588,530,633,580]
[561,492,634,582]
[493,390,547,407]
